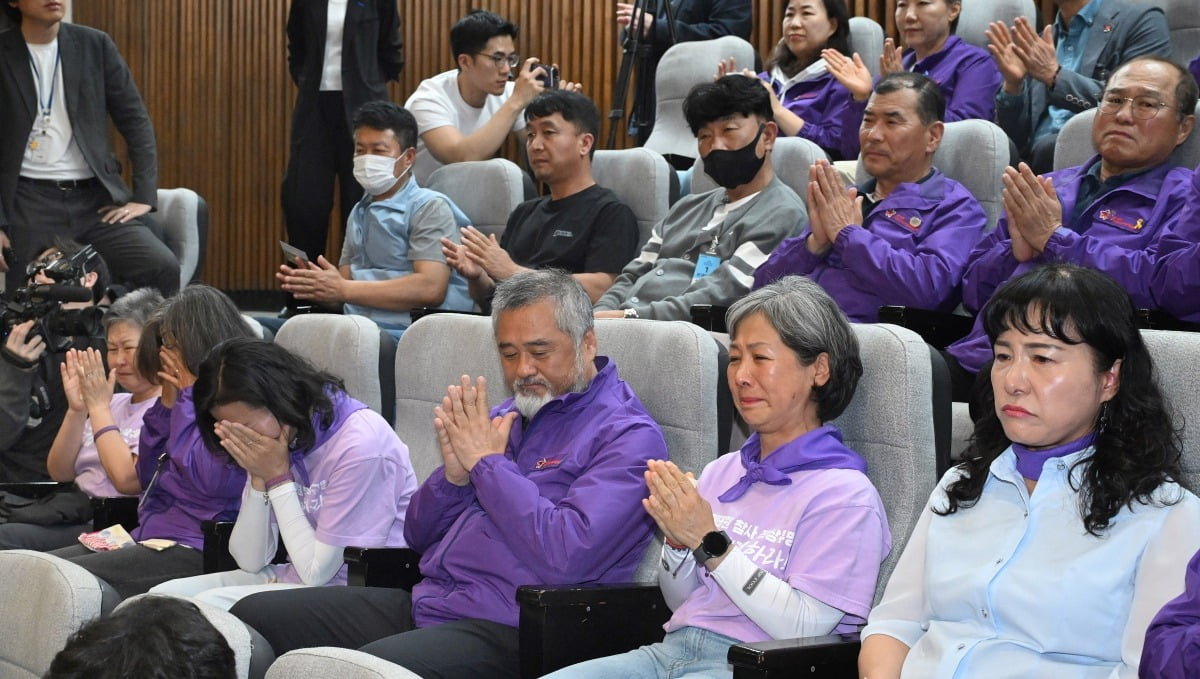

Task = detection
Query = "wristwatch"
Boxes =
[623,308,639,319]
[692,530,731,565]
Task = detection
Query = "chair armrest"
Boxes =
[202,520,289,574]
[728,633,861,679]
[878,306,973,350]
[90,496,139,532]
[344,547,422,590]
[690,304,729,333]
[516,583,670,678]
[0,481,74,498]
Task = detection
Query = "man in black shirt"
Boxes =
[442,91,640,304]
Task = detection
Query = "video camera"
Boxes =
[1,245,103,354]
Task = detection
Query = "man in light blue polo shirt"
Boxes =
[276,101,472,337]
[987,0,1170,172]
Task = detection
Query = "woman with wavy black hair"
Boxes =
[859,263,1200,679]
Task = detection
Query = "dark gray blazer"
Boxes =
[0,22,157,229]
[995,0,1171,154]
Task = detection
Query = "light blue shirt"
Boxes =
[1032,0,1105,141]
[863,447,1200,678]
[339,178,473,334]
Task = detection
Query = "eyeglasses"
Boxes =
[475,51,520,69]
[1098,94,1172,120]
[25,250,66,278]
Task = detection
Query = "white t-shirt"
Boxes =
[21,38,91,180]
[403,69,526,182]
[319,0,347,91]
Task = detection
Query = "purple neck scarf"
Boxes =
[1012,432,1095,481]
[288,389,366,487]
[718,424,867,502]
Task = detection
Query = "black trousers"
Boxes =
[6,178,180,295]
[230,586,520,679]
[280,90,362,263]
[48,542,203,600]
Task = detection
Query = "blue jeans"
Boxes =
[541,626,739,679]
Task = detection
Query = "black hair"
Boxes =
[450,9,518,61]
[2,4,21,25]
[1110,56,1199,121]
[45,595,235,679]
[767,0,852,79]
[683,75,774,135]
[193,337,345,455]
[353,101,418,150]
[524,90,600,156]
[32,238,112,304]
[874,71,946,124]
[135,284,255,383]
[938,264,1184,535]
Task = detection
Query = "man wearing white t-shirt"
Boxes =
[404,9,579,183]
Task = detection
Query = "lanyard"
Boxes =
[29,46,61,125]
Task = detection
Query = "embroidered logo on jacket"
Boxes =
[885,209,922,231]
[534,457,563,470]
[1097,209,1145,232]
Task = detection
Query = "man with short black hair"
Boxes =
[594,75,806,321]
[442,90,640,304]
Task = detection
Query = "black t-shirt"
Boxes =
[500,184,640,275]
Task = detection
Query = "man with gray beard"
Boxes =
[230,269,667,679]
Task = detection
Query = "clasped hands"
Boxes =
[435,375,518,486]
[441,226,522,282]
[1002,162,1063,262]
[805,159,861,256]
[643,459,716,552]
[60,347,115,413]
[278,255,346,304]
[986,17,1059,91]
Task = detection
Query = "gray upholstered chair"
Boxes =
[155,187,207,289]
[1054,103,1200,172]
[1152,0,1200,66]
[848,16,885,78]
[116,593,276,679]
[592,147,675,248]
[275,313,397,426]
[726,323,940,678]
[1142,329,1200,489]
[426,158,526,239]
[266,647,422,679]
[0,550,120,678]
[644,35,757,164]
[691,135,827,199]
[955,0,1037,50]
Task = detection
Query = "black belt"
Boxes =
[19,176,101,190]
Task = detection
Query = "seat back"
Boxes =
[1142,329,1200,490]
[831,324,939,603]
[1054,104,1200,171]
[848,17,885,78]
[0,550,115,678]
[1133,0,1200,66]
[426,159,526,239]
[644,36,757,162]
[955,0,1037,49]
[275,314,397,425]
[266,647,421,678]
[156,187,208,289]
[691,136,827,198]
[592,148,674,248]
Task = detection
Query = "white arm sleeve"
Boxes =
[267,481,346,586]
[659,543,703,611]
[228,483,278,573]
[710,548,846,640]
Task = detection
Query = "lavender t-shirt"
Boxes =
[665,451,890,643]
[74,393,156,497]
[271,409,419,584]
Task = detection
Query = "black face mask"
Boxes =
[702,124,766,189]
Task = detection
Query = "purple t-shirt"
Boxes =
[74,393,155,497]
[271,408,418,585]
[665,430,890,642]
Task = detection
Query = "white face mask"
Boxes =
[353,153,410,196]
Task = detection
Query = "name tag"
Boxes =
[692,252,721,281]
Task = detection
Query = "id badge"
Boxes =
[27,130,47,162]
[692,252,721,282]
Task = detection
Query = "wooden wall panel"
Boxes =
[73,0,901,292]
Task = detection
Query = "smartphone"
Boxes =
[531,62,560,90]
[279,241,309,265]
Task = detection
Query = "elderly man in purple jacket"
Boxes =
[754,72,986,322]
[944,57,1196,391]
[228,269,667,679]
[1149,164,1200,321]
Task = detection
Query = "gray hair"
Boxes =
[102,287,165,332]
[491,269,594,346]
[726,276,862,421]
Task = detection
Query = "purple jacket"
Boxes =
[764,69,856,160]
[1191,56,1200,90]
[902,36,1000,122]
[947,158,1193,373]
[402,357,666,628]
[133,387,246,549]
[1150,165,1200,321]
[1141,546,1200,679]
[753,169,986,321]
